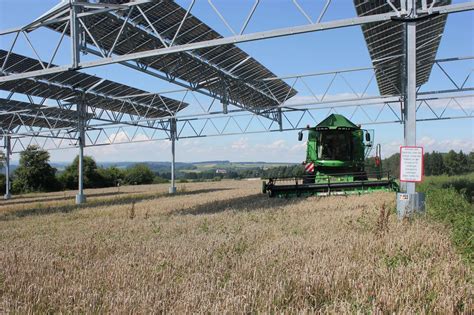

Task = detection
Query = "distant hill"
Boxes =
[2,160,298,176]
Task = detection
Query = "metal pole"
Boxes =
[405,0,416,195]
[169,118,177,194]
[4,136,11,200]
[76,100,86,204]
[70,0,80,69]
[277,108,283,131]
[397,0,425,218]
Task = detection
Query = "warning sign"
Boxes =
[400,146,424,182]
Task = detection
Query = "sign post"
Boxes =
[397,146,425,218]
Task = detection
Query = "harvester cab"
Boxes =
[262,114,398,197]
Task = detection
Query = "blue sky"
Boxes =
[0,0,473,163]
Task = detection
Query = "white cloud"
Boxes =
[376,136,473,157]
[256,139,287,150]
[419,136,435,147]
[231,137,249,150]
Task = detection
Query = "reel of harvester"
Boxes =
[262,114,398,198]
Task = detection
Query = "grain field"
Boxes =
[0,180,472,313]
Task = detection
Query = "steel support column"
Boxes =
[169,118,177,194]
[70,0,80,69]
[4,136,11,200]
[76,100,86,204]
[397,0,424,217]
[277,108,283,131]
[405,4,417,195]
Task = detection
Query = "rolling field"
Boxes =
[0,180,472,313]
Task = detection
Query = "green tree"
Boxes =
[58,155,104,189]
[424,151,445,176]
[430,151,445,176]
[124,163,155,185]
[97,166,126,187]
[0,174,5,194]
[424,152,432,176]
[469,152,474,172]
[12,145,60,193]
[444,150,469,175]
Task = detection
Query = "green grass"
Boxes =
[418,173,474,202]
[418,174,474,266]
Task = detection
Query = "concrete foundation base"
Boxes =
[4,193,11,200]
[396,192,425,219]
[75,194,86,204]
[169,186,176,194]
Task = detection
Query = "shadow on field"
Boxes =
[0,191,136,207]
[176,193,306,215]
[0,188,232,221]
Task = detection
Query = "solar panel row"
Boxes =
[46,0,297,110]
[0,50,188,123]
[0,99,90,130]
[354,0,450,95]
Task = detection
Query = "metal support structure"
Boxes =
[0,0,471,198]
[277,108,283,131]
[69,0,80,69]
[3,2,474,84]
[404,11,417,195]
[4,135,11,200]
[75,99,86,204]
[397,0,425,217]
[169,117,177,194]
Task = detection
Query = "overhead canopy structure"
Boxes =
[0,98,92,130]
[45,0,297,110]
[354,0,450,95]
[0,0,471,203]
[0,50,188,119]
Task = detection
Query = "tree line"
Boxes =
[0,145,472,194]
[181,165,305,181]
[366,150,474,177]
[0,145,167,194]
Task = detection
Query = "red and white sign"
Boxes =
[400,146,424,182]
[305,162,315,173]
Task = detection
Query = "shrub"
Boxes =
[0,173,5,193]
[124,164,155,185]
[58,155,105,189]
[418,173,474,202]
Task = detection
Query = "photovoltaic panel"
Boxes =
[0,50,188,119]
[354,0,450,96]
[0,99,91,130]
[46,0,297,110]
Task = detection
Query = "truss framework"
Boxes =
[3,88,471,154]
[1,53,471,145]
[0,0,472,201]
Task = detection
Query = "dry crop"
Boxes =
[0,180,472,313]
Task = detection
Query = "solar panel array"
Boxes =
[46,0,297,109]
[354,0,450,95]
[0,50,188,119]
[0,99,90,130]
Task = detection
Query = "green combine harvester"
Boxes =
[262,114,398,197]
